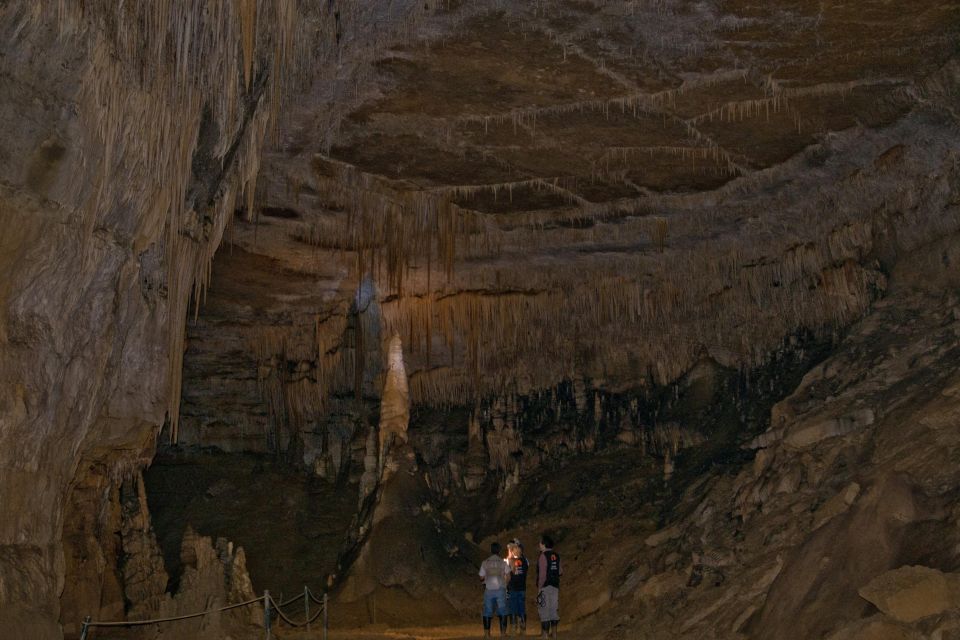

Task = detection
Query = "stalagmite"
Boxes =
[378,333,411,468]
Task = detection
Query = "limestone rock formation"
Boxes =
[61,469,260,639]
[2,0,960,638]
[119,474,170,619]
[378,333,411,466]
[566,235,960,640]
[335,333,479,622]
[335,444,478,626]
[0,0,421,636]
[827,616,925,640]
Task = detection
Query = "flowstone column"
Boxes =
[358,333,409,507]
[378,333,411,470]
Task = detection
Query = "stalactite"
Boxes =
[51,0,959,430]
[40,0,321,442]
[362,180,951,408]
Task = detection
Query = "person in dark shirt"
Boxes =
[536,534,562,638]
[506,541,529,634]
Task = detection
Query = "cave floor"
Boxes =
[292,624,571,639]
[84,624,571,639]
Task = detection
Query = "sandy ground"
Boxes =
[281,624,571,639]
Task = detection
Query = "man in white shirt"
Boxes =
[479,542,512,637]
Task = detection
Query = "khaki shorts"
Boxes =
[537,586,559,622]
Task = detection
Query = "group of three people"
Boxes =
[479,534,562,638]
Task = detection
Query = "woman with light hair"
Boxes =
[506,540,530,635]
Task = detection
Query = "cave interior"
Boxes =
[2,1,960,639]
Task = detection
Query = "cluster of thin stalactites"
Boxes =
[248,94,960,419]
[32,0,334,440]
[32,0,959,439]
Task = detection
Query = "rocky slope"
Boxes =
[559,236,960,639]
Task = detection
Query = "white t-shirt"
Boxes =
[479,555,511,591]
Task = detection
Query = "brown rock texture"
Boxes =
[2,0,960,639]
[174,0,960,470]
[560,235,960,639]
[0,1,421,637]
[859,566,960,625]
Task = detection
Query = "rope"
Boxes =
[81,587,327,631]
[306,606,325,624]
[267,595,325,627]
[83,596,261,628]
[276,591,306,607]
[307,587,326,605]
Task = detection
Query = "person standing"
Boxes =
[536,534,562,639]
[480,542,511,638]
[507,541,529,635]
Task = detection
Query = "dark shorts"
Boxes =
[507,590,526,616]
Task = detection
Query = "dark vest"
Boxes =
[539,550,561,588]
[508,556,529,591]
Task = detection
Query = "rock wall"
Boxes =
[173,60,960,489]
[568,233,960,639]
[0,2,424,637]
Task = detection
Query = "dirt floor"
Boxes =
[283,624,573,639]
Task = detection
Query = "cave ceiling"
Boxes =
[196,0,960,411]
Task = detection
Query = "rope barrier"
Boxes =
[276,591,306,607]
[307,586,326,605]
[267,595,326,627]
[79,586,328,639]
[81,596,262,628]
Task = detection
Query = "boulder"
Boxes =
[859,565,960,623]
